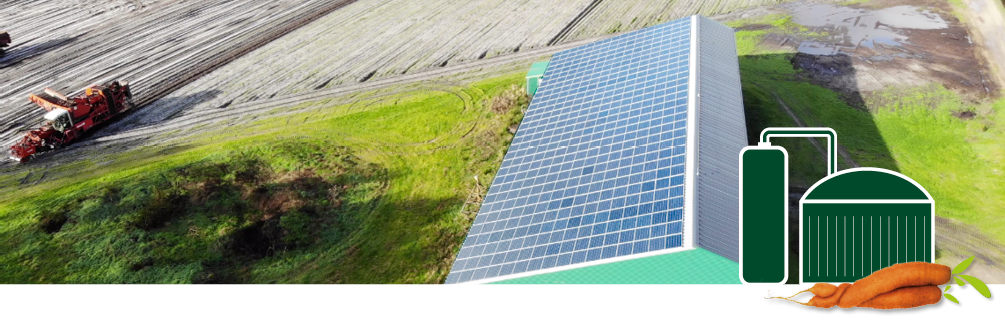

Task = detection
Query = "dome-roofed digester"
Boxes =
[800,167,934,283]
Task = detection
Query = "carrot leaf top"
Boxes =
[957,275,991,298]
[952,256,974,274]
[943,256,992,304]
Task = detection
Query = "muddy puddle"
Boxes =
[784,2,948,56]
[765,1,993,96]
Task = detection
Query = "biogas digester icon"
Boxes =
[739,128,935,284]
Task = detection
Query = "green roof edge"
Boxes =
[527,61,549,77]
[491,248,741,284]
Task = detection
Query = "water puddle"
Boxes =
[784,2,948,55]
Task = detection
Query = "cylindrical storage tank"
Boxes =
[739,143,788,284]
[799,168,934,283]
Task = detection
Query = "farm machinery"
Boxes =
[0,31,10,55]
[9,81,132,162]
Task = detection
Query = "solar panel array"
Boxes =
[446,17,694,284]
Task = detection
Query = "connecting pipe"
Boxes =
[759,127,838,175]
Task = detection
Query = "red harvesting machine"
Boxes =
[0,31,10,55]
[9,81,133,162]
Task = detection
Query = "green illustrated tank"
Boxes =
[800,168,934,283]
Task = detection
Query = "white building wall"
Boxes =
[693,16,747,262]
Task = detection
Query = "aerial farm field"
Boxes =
[0,0,1003,283]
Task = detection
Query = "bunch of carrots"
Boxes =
[772,262,951,309]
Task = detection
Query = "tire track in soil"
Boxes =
[281,83,478,155]
[935,216,1005,283]
[548,0,605,46]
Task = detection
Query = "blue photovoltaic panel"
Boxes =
[446,17,693,284]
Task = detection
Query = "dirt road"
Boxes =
[960,0,1005,91]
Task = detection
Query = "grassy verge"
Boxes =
[0,74,529,283]
[870,85,1005,240]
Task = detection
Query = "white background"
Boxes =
[0,284,998,321]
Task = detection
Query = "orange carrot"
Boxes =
[806,283,838,298]
[805,283,851,308]
[837,262,951,308]
[857,286,942,309]
[769,283,851,308]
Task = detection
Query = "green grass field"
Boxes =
[0,75,528,283]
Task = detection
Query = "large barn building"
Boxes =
[447,15,747,284]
